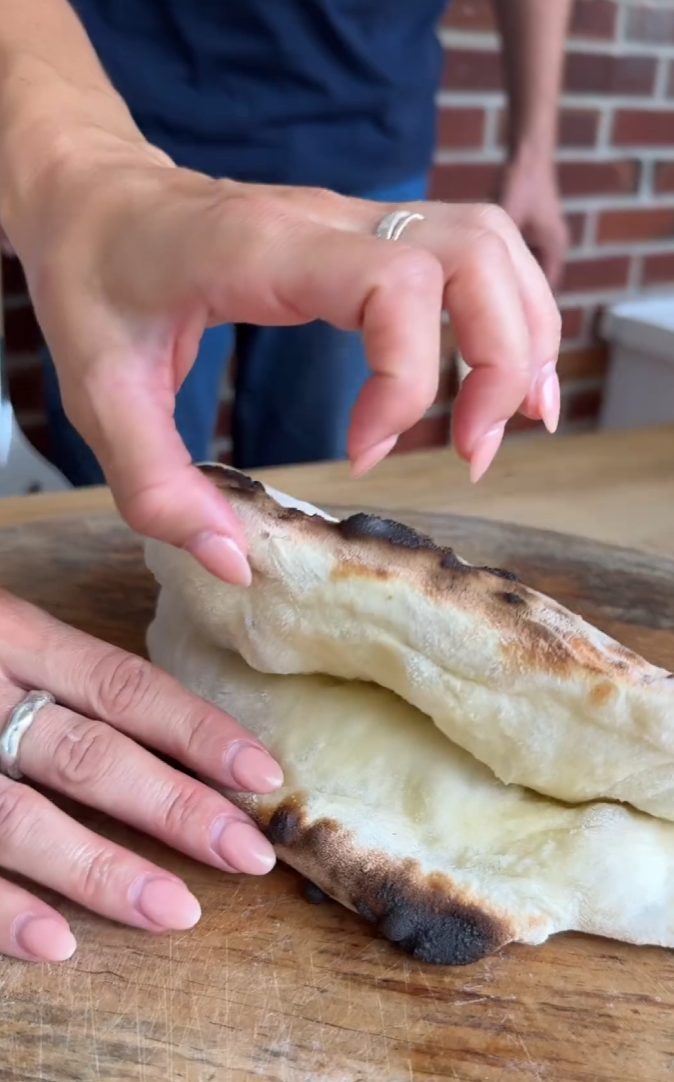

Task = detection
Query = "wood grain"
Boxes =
[2,509,674,1082]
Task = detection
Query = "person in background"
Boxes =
[0,0,564,963]
[34,0,572,484]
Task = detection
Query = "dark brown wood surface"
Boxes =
[1,509,674,1082]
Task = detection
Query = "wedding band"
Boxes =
[374,210,425,242]
[0,691,55,780]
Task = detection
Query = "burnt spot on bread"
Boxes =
[339,513,436,551]
[501,591,525,606]
[201,464,264,495]
[261,796,512,966]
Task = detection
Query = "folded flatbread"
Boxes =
[148,587,674,964]
[145,465,674,820]
[145,465,674,963]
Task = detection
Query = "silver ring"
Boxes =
[0,691,55,780]
[375,210,425,242]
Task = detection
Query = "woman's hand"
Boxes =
[2,130,561,584]
[0,589,282,963]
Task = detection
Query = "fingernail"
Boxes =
[211,818,277,875]
[227,742,284,793]
[14,915,78,962]
[133,876,202,930]
[350,435,398,479]
[538,370,561,434]
[470,422,505,483]
[186,532,252,586]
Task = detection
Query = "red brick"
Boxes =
[563,387,604,425]
[559,108,601,148]
[626,7,674,44]
[643,252,674,285]
[4,303,43,352]
[564,54,656,96]
[6,365,44,412]
[430,163,501,202]
[560,307,586,342]
[443,49,503,92]
[570,0,618,40]
[561,256,631,293]
[558,160,639,198]
[655,162,674,194]
[443,0,495,31]
[436,108,486,150]
[393,413,450,454]
[566,213,586,248]
[499,109,599,149]
[216,449,234,466]
[1,255,27,297]
[597,207,674,244]
[557,345,609,382]
[613,110,674,147]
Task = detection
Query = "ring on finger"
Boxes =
[0,691,55,781]
[375,210,426,242]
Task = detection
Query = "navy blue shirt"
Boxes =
[71,0,448,196]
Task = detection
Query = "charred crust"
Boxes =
[338,513,436,551]
[303,881,330,905]
[265,800,511,966]
[501,591,525,606]
[199,464,519,589]
[359,872,508,966]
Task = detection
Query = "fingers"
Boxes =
[0,876,76,962]
[0,775,202,934]
[10,697,276,876]
[0,592,284,797]
[66,354,252,585]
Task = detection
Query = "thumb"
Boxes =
[65,356,252,585]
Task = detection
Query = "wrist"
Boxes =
[0,61,158,257]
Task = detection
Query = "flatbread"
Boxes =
[147,587,674,964]
[145,465,674,821]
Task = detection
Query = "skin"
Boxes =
[0,0,567,960]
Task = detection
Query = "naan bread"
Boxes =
[145,465,674,820]
[148,587,674,965]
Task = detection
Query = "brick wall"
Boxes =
[2,0,674,467]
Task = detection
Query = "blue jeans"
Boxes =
[42,174,428,486]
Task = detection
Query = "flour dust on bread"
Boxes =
[145,464,674,821]
[148,588,674,964]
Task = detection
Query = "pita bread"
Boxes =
[147,587,674,964]
[144,465,674,821]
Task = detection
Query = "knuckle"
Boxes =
[474,203,511,235]
[0,782,38,848]
[158,782,209,838]
[182,708,220,763]
[91,651,157,721]
[386,246,442,293]
[77,845,118,904]
[51,719,116,789]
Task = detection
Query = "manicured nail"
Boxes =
[14,915,77,962]
[350,434,398,479]
[470,422,505,483]
[133,877,202,930]
[227,742,284,793]
[186,532,252,586]
[538,369,561,434]
[211,818,277,875]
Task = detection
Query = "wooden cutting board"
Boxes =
[2,509,674,1082]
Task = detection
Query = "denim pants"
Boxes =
[41,174,428,486]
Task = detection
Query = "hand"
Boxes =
[3,132,561,580]
[499,153,570,290]
[0,590,283,962]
